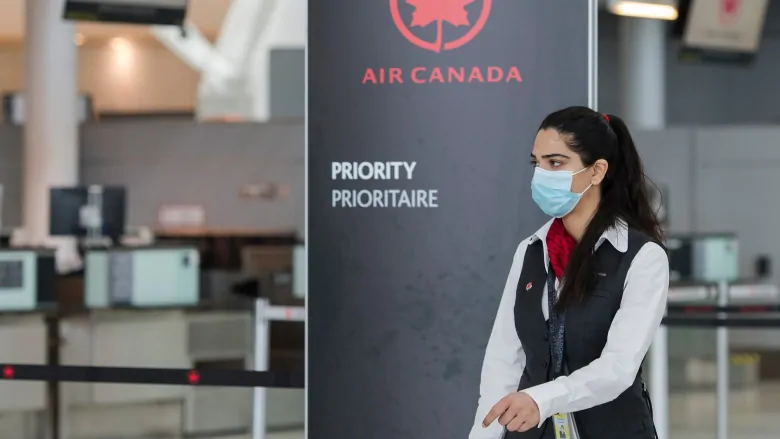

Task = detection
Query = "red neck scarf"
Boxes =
[546,218,577,280]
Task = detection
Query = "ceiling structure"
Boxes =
[0,0,232,43]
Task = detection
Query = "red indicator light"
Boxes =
[3,366,14,379]
[187,370,200,385]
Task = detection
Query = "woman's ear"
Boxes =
[591,159,608,186]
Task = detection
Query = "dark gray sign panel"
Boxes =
[308,1,596,437]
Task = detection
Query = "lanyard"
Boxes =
[547,263,566,377]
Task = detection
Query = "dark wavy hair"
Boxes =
[538,106,664,308]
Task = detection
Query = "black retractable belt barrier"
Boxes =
[662,315,780,328]
[664,299,780,327]
[667,304,780,314]
[0,364,304,388]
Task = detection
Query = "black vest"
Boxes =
[506,229,656,439]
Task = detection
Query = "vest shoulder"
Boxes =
[626,228,652,243]
[625,228,667,253]
[510,236,542,262]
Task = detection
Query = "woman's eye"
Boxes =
[551,161,562,168]
[529,160,538,167]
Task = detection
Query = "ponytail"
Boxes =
[604,114,664,244]
[547,109,664,309]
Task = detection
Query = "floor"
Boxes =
[264,382,780,439]
[667,381,780,439]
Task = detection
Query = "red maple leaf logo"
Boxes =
[407,0,475,28]
[722,0,738,14]
[405,0,475,52]
[720,0,740,25]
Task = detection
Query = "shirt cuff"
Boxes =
[521,384,557,428]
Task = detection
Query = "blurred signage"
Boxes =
[158,205,206,229]
[683,0,769,53]
[64,0,187,26]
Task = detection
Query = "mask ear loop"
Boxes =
[572,166,594,195]
[576,183,593,196]
[572,166,591,176]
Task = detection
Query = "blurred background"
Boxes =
[0,0,304,439]
[0,0,778,438]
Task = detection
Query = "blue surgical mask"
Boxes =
[531,167,592,218]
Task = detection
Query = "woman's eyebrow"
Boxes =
[530,153,571,159]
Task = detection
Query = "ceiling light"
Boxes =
[109,37,132,51]
[609,0,679,21]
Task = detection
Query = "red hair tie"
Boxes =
[603,114,610,123]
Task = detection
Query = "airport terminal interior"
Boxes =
[0,0,779,438]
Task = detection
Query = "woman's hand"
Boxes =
[482,392,540,433]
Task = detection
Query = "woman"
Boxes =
[470,106,669,439]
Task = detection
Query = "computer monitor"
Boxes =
[85,247,199,308]
[50,186,127,242]
[0,249,56,311]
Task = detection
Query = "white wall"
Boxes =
[0,39,199,114]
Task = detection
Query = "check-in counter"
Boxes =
[60,309,191,405]
[0,314,47,410]
[59,309,190,439]
[0,313,47,439]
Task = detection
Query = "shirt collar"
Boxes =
[529,218,629,253]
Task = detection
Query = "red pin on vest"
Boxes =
[526,282,533,291]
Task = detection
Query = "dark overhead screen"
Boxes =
[64,0,187,26]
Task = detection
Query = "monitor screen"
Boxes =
[50,186,127,240]
[681,0,769,54]
[0,260,24,289]
[50,188,89,237]
[64,0,187,26]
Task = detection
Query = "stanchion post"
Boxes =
[649,320,669,439]
[716,281,729,439]
[253,298,270,439]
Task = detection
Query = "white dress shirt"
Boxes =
[469,219,669,439]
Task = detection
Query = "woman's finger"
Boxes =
[506,416,526,432]
[497,406,518,426]
[518,418,535,432]
[482,397,510,427]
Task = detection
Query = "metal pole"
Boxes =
[588,0,598,109]
[716,281,730,439]
[253,298,270,439]
[649,323,669,439]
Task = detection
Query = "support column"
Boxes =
[24,0,80,245]
[619,17,666,129]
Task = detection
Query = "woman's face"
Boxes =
[531,129,607,193]
[531,128,594,193]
